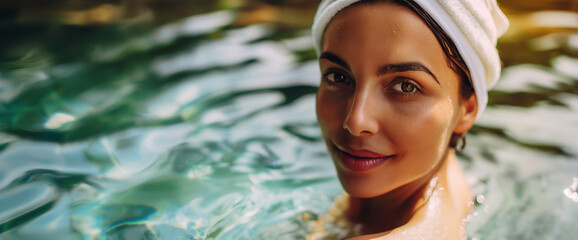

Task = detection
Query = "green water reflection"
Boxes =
[0,1,577,239]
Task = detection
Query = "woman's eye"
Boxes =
[325,72,348,84]
[392,81,418,93]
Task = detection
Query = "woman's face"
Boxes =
[316,2,477,198]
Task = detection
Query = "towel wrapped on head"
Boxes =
[311,0,509,116]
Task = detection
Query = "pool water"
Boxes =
[1,2,577,240]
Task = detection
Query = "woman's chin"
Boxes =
[340,180,393,199]
[345,190,381,199]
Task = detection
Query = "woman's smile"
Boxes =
[332,144,394,172]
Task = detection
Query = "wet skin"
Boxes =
[316,1,477,235]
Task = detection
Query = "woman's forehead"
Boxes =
[321,1,449,77]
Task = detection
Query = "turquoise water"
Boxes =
[1,5,578,240]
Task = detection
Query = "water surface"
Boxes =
[0,1,577,239]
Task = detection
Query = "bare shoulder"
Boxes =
[347,192,464,240]
[346,156,471,240]
[347,195,464,240]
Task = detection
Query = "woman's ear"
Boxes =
[453,93,478,134]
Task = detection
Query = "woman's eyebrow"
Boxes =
[377,63,439,84]
[320,52,351,71]
[320,52,439,85]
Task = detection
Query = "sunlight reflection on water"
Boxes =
[0,2,577,240]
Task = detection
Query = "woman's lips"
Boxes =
[333,145,392,171]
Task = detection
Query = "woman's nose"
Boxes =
[343,92,379,137]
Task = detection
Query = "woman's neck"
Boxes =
[348,150,452,234]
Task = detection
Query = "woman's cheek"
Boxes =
[390,99,453,147]
[316,89,341,135]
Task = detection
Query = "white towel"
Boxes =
[311,0,509,117]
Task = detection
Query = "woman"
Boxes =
[308,0,508,239]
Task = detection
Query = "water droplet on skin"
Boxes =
[475,194,485,204]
